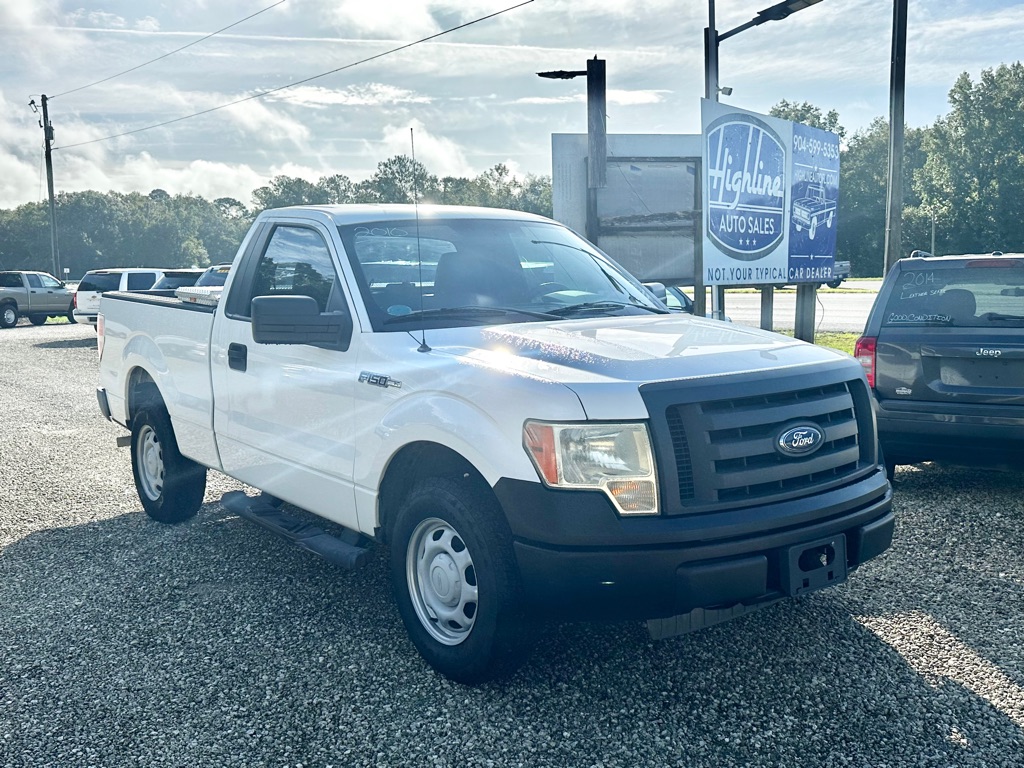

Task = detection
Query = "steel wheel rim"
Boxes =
[406,517,478,646]
[2,307,15,325]
[137,424,164,501]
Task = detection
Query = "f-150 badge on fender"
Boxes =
[776,423,824,457]
[359,371,402,389]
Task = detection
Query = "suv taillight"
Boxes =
[854,336,877,388]
[73,292,78,308]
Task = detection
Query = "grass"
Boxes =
[777,330,859,355]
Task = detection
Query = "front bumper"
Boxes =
[494,471,893,621]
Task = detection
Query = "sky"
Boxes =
[2,0,1023,210]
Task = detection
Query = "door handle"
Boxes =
[228,343,247,372]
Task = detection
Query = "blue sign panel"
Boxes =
[787,123,840,282]
[705,114,787,262]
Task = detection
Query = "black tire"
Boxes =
[826,279,842,289]
[29,315,48,326]
[130,406,207,523]
[390,477,531,684]
[66,305,76,323]
[0,304,18,328]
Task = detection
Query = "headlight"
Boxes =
[523,421,659,515]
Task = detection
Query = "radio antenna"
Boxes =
[411,127,430,353]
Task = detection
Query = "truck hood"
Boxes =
[428,314,850,387]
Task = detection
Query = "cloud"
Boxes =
[135,16,161,33]
[374,119,474,178]
[219,98,310,147]
[65,9,127,28]
[273,84,432,108]
[0,0,58,28]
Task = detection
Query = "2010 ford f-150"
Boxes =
[96,204,893,683]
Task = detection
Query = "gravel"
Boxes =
[2,321,1022,767]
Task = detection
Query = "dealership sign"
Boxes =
[701,100,840,286]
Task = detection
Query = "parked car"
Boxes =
[855,252,1024,477]
[73,268,166,326]
[826,260,851,289]
[0,270,74,327]
[150,269,206,290]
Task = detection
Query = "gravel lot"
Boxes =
[2,321,1022,767]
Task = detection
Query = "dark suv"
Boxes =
[855,253,1024,476]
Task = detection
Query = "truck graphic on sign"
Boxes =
[791,182,836,241]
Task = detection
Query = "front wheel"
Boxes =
[131,407,207,523]
[0,304,18,328]
[390,477,531,684]
[826,279,842,289]
[29,315,48,326]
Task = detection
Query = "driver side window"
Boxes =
[249,226,342,313]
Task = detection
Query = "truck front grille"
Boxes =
[643,372,875,516]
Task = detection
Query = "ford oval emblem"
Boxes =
[776,424,824,457]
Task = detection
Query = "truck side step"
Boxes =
[220,490,371,570]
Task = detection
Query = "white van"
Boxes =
[72,268,166,326]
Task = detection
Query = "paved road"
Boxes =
[2,321,1022,767]
[716,283,882,333]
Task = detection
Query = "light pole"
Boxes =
[702,0,825,328]
[705,0,824,103]
[538,58,607,244]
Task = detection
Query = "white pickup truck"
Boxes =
[96,204,893,683]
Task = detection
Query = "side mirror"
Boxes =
[251,295,352,350]
[643,281,667,302]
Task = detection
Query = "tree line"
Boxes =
[2,62,1022,279]
[0,160,552,279]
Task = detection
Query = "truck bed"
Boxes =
[98,290,221,470]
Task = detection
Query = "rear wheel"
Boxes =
[131,406,207,523]
[390,477,531,684]
[29,315,47,326]
[0,304,18,328]
[66,305,76,323]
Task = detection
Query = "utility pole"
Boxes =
[883,0,908,275]
[30,95,61,278]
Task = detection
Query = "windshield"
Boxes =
[337,217,664,331]
[196,265,231,286]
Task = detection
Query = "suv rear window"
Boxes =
[881,265,1024,327]
[77,273,122,292]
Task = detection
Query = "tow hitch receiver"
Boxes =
[782,534,847,596]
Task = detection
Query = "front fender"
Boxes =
[352,385,586,533]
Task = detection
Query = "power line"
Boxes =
[54,0,534,151]
[49,0,289,100]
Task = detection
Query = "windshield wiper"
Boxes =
[547,300,668,317]
[383,306,558,324]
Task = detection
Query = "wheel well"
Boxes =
[127,369,164,424]
[377,442,492,544]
